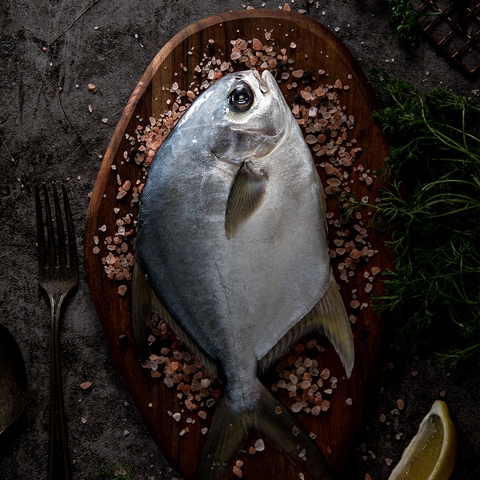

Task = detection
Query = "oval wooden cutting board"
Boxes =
[84,9,392,480]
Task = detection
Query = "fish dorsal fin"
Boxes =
[258,274,355,378]
[131,259,218,377]
[225,160,268,238]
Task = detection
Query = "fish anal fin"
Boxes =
[131,259,153,360]
[225,161,268,238]
[259,274,354,378]
[314,276,355,378]
[197,382,334,480]
[131,259,218,376]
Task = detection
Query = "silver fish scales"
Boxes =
[132,69,354,480]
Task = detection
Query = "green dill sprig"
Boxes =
[387,0,419,47]
[369,69,480,365]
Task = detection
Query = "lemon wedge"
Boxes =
[388,400,457,480]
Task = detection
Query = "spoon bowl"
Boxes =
[0,323,27,435]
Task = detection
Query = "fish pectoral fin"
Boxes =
[225,160,268,238]
[258,273,354,378]
[131,259,218,377]
[197,382,334,480]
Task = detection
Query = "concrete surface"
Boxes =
[0,1,478,479]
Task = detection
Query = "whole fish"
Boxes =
[132,69,354,480]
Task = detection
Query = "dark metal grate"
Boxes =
[411,0,480,75]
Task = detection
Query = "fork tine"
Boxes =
[62,185,78,272]
[43,185,56,268]
[35,185,46,270]
[53,185,67,269]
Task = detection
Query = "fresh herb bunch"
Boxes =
[387,0,419,47]
[370,69,480,365]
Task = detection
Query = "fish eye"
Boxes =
[228,83,254,112]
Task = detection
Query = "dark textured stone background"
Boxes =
[0,1,478,479]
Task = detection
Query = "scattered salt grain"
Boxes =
[254,438,265,451]
[321,400,330,411]
[291,402,303,413]
[233,465,243,478]
[320,368,330,380]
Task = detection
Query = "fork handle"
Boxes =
[47,293,72,480]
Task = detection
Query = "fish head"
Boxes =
[179,70,291,162]
[213,69,292,161]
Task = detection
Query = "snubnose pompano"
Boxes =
[132,69,355,480]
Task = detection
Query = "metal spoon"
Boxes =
[0,323,27,435]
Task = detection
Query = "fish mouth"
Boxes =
[253,69,270,94]
[243,70,292,157]
[254,70,292,154]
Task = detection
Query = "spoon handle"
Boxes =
[47,294,72,480]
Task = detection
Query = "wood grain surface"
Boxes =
[84,9,393,480]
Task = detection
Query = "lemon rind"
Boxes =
[388,400,457,480]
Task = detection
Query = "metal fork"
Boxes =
[35,184,78,480]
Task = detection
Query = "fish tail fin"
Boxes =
[196,396,250,480]
[197,383,334,480]
[254,383,334,480]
